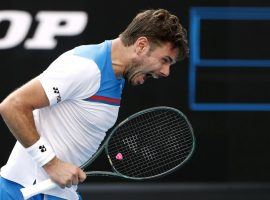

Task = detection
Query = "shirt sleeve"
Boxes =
[37,50,101,106]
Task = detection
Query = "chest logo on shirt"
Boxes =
[39,145,47,152]
[53,87,61,103]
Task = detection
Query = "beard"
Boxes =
[123,53,157,85]
[124,57,145,84]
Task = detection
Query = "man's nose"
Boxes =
[159,64,170,77]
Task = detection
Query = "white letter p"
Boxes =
[25,11,88,49]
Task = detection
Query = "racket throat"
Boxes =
[86,171,121,178]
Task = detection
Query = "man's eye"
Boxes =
[162,58,169,63]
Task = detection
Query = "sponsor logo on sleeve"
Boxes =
[53,87,61,103]
[39,145,47,152]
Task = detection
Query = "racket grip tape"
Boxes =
[20,179,58,200]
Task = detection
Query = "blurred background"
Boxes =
[1,0,270,199]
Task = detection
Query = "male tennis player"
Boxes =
[0,9,189,200]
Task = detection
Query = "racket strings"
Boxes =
[109,111,192,176]
[107,109,194,178]
[116,121,192,162]
[109,123,192,156]
[115,121,188,151]
[118,111,185,133]
[113,136,193,177]
[115,115,191,147]
[111,113,192,152]
[115,142,193,177]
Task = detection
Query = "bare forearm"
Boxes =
[0,93,39,147]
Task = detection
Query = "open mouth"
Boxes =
[129,72,159,85]
[144,73,158,80]
[144,73,152,80]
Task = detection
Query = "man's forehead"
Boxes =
[151,42,178,61]
[163,42,178,52]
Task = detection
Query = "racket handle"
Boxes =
[20,179,58,200]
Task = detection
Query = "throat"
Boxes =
[112,62,125,79]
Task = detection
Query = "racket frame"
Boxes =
[81,106,196,180]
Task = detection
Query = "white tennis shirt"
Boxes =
[0,40,125,199]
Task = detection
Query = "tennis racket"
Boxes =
[21,106,195,199]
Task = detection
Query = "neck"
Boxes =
[111,38,132,79]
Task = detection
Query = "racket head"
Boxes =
[105,106,195,180]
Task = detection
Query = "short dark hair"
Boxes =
[120,9,189,61]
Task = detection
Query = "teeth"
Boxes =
[152,74,158,79]
[144,73,159,80]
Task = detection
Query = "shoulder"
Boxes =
[73,41,110,71]
[47,49,101,81]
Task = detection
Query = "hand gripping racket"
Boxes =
[21,106,195,199]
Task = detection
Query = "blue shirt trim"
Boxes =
[73,40,125,105]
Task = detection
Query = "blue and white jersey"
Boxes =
[0,40,125,200]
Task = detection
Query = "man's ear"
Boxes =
[134,37,150,55]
